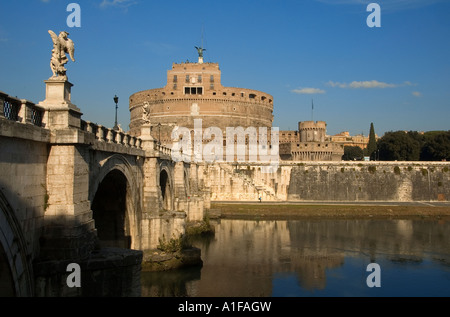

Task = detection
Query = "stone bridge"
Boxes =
[0,79,208,296]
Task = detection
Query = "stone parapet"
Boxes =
[34,247,143,297]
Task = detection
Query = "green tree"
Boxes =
[342,146,364,161]
[377,131,422,161]
[366,122,377,160]
[420,131,450,161]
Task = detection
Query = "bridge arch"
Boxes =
[90,155,141,250]
[159,161,174,211]
[0,190,33,297]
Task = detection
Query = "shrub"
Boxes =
[158,234,191,252]
[368,166,376,174]
[394,166,401,175]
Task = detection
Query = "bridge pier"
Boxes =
[31,79,142,296]
[40,144,97,260]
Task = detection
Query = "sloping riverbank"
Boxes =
[210,202,450,220]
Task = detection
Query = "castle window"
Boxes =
[210,75,214,83]
[198,75,202,83]
[223,92,227,96]
[184,87,203,95]
[210,84,214,89]
[173,75,178,82]
[249,94,256,99]
[261,96,266,101]
[185,75,190,83]
[173,84,177,90]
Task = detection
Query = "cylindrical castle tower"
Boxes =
[299,121,327,142]
[129,61,274,146]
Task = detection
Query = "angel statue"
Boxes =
[195,46,206,58]
[142,101,150,124]
[48,30,75,79]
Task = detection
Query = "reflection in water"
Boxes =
[141,218,450,297]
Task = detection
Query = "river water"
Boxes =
[141,218,450,297]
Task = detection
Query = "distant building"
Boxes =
[279,121,344,161]
[330,131,378,150]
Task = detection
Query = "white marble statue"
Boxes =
[142,102,150,124]
[48,30,75,79]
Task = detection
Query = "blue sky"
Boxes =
[1,0,449,136]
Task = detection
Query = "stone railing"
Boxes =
[81,120,142,149]
[218,163,279,200]
[154,141,172,157]
[0,91,45,127]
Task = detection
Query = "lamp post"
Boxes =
[157,123,161,145]
[113,95,119,130]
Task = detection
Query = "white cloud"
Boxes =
[412,91,422,97]
[327,80,397,89]
[291,88,326,95]
[350,80,396,89]
[100,0,138,9]
[314,0,447,12]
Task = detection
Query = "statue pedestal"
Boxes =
[38,78,82,129]
[140,124,157,152]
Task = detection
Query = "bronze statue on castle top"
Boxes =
[195,46,206,58]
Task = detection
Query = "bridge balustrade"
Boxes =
[0,91,45,127]
[81,120,142,149]
[155,141,172,157]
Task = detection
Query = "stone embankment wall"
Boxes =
[206,162,450,202]
[288,162,449,201]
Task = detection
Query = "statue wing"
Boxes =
[66,38,75,62]
[48,30,58,44]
